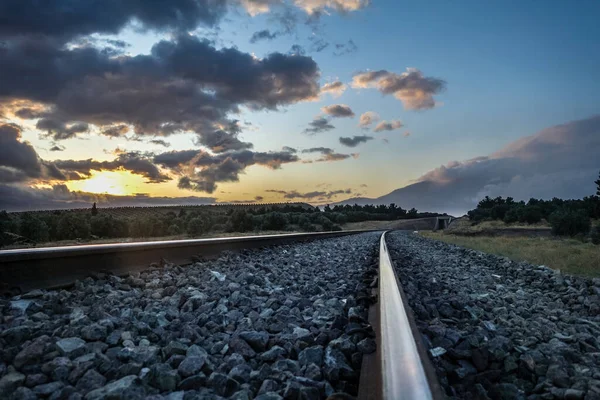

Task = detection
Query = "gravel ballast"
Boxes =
[387,231,600,400]
[0,233,380,400]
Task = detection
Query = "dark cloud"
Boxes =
[321,104,354,118]
[300,147,357,162]
[289,44,306,56]
[155,149,299,193]
[36,118,89,140]
[0,123,66,183]
[301,147,333,154]
[339,135,373,147]
[194,123,253,153]
[374,120,403,132]
[303,116,335,134]
[102,125,130,138]
[54,152,171,183]
[282,146,298,153]
[266,188,352,200]
[320,81,346,97]
[0,184,216,212]
[1,34,320,144]
[255,195,264,201]
[49,145,65,152]
[316,152,357,162]
[352,68,446,110]
[309,37,329,53]
[250,29,279,43]
[358,111,379,128]
[0,0,229,42]
[149,139,171,148]
[333,39,357,56]
[335,115,600,215]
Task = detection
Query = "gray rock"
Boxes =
[177,356,205,378]
[229,337,256,358]
[85,375,146,400]
[9,386,37,400]
[1,326,32,346]
[207,372,240,397]
[258,379,279,395]
[14,335,49,368]
[33,381,64,397]
[357,338,376,354]
[0,372,26,396]
[228,364,252,383]
[177,374,206,390]
[76,369,106,392]
[259,346,286,362]
[239,331,269,352]
[298,346,323,367]
[56,338,87,359]
[150,363,180,392]
[81,324,107,341]
[323,347,354,382]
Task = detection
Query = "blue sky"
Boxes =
[1,0,599,210]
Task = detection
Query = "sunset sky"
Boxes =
[1,0,599,212]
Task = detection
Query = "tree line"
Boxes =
[467,171,600,242]
[0,203,441,247]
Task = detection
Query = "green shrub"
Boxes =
[168,224,182,236]
[503,207,520,223]
[91,215,128,237]
[591,226,600,245]
[187,217,205,235]
[260,212,289,230]
[19,214,49,242]
[518,205,543,224]
[57,213,91,240]
[228,210,254,232]
[549,209,591,237]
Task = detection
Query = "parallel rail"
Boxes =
[375,232,443,399]
[1,230,442,399]
[0,230,369,293]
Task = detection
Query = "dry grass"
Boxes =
[447,217,550,234]
[344,217,437,231]
[421,232,600,277]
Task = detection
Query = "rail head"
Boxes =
[378,231,435,400]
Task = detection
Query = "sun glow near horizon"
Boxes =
[66,170,139,196]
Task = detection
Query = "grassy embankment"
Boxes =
[422,222,600,277]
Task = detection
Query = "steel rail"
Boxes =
[376,231,443,400]
[0,230,372,293]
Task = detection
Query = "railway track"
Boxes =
[0,231,441,400]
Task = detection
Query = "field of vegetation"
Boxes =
[0,202,446,249]
[424,175,600,276]
[422,232,600,277]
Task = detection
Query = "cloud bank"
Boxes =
[335,115,600,215]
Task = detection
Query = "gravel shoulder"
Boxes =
[387,231,600,400]
[0,233,380,400]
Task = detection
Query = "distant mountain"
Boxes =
[331,180,476,216]
[333,115,600,216]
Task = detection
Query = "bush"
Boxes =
[187,217,205,235]
[228,210,254,232]
[591,226,600,245]
[168,224,182,236]
[260,212,289,231]
[19,214,49,242]
[549,209,591,237]
[518,205,543,224]
[57,213,91,240]
[91,215,128,238]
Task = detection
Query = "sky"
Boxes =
[1,0,599,212]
